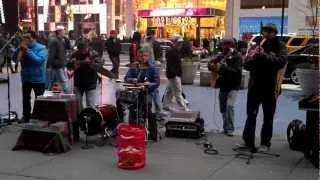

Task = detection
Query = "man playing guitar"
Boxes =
[208,38,242,136]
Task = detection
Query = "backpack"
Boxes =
[287,119,307,152]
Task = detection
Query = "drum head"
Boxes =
[79,107,103,136]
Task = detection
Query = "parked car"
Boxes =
[246,34,293,55]
[284,44,319,84]
[286,36,319,53]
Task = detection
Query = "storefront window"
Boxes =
[135,0,226,40]
[19,0,36,30]
[240,0,288,9]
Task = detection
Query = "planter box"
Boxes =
[200,71,211,86]
[181,62,199,85]
[240,70,250,89]
[296,68,319,97]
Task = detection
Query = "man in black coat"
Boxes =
[241,23,288,151]
[106,30,121,78]
[163,37,189,111]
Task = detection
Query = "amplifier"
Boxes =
[165,111,204,138]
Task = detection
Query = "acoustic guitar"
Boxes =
[208,48,234,88]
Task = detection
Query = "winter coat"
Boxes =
[20,41,48,83]
[165,46,182,79]
[244,37,288,96]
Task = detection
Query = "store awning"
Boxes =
[137,8,225,17]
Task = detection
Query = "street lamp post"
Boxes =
[280,0,285,37]
[34,0,38,32]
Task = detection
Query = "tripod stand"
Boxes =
[0,31,20,130]
[233,145,280,164]
[195,88,220,155]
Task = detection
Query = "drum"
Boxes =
[99,105,118,130]
[79,105,118,136]
[117,89,140,104]
[79,107,103,136]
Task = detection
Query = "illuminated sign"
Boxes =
[138,8,225,17]
[151,16,195,27]
[150,9,194,17]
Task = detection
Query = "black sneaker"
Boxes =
[258,145,270,152]
[224,131,234,137]
[233,142,257,153]
[18,116,31,124]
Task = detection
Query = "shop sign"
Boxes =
[152,16,194,27]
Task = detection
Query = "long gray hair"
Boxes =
[139,42,154,63]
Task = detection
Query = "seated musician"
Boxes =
[117,44,160,123]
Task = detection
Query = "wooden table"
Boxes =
[32,94,77,144]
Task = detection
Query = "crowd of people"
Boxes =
[0,22,288,150]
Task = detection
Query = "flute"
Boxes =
[17,49,25,61]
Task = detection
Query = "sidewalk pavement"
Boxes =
[0,61,316,180]
[0,127,317,180]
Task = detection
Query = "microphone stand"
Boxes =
[0,31,19,128]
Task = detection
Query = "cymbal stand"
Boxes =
[81,115,94,149]
[0,31,20,131]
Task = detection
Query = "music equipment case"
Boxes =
[165,111,204,138]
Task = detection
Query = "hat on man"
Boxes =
[263,23,278,34]
[173,36,184,43]
[220,37,235,46]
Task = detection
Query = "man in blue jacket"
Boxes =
[18,31,48,123]
[118,45,160,123]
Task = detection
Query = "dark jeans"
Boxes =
[243,90,277,147]
[22,82,45,122]
[219,90,237,133]
[110,55,120,76]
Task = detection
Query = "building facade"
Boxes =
[133,0,226,40]
[0,0,19,34]
[35,0,107,37]
[226,0,319,39]
[288,0,319,36]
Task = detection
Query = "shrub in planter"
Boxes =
[181,56,200,84]
[296,53,319,97]
[180,39,200,84]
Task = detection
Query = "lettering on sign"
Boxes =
[152,17,194,27]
